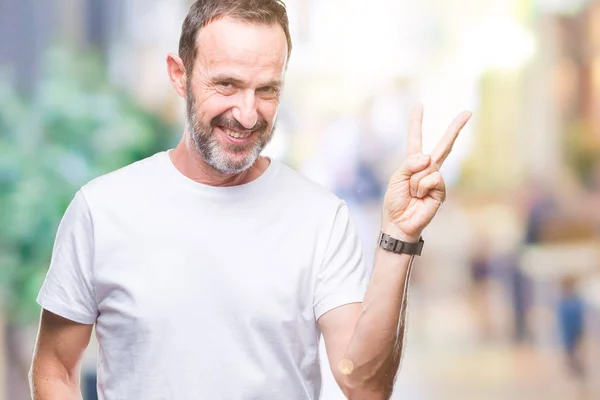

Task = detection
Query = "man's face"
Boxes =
[186,17,288,174]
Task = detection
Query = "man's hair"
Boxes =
[179,0,292,74]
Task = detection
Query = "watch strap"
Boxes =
[378,232,424,256]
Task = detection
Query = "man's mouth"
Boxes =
[222,127,252,139]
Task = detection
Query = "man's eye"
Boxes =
[215,82,236,95]
[258,86,279,95]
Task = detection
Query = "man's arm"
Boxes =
[319,106,471,399]
[29,309,93,400]
[319,226,415,399]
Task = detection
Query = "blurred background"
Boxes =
[1,0,599,399]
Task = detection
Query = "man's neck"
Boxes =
[169,137,269,187]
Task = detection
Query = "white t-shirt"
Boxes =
[37,151,369,400]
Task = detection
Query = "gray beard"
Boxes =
[186,95,274,175]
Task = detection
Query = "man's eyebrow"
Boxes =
[259,79,283,88]
[211,74,282,88]
[210,74,247,86]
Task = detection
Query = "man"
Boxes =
[29,1,471,399]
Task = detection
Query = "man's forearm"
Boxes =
[341,223,417,398]
[30,368,82,400]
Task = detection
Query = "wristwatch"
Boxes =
[378,232,424,256]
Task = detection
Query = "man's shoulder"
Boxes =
[80,151,164,201]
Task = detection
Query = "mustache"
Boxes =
[210,114,268,132]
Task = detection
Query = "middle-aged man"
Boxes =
[30,1,471,399]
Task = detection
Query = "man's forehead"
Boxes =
[196,17,288,69]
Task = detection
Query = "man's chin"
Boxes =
[193,132,267,175]
[209,153,259,175]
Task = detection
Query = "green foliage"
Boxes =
[0,48,177,324]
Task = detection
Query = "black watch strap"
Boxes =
[378,232,424,256]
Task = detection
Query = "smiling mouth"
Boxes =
[221,127,253,139]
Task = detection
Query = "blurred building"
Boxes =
[549,0,600,187]
[461,0,600,193]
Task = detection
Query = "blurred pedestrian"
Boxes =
[557,276,585,378]
[469,238,493,341]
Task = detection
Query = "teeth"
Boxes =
[224,129,251,139]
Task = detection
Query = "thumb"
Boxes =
[398,154,431,179]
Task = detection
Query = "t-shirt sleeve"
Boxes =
[36,190,98,324]
[313,201,369,321]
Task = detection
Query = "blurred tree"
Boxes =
[0,46,176,398]
[1,47,176,324]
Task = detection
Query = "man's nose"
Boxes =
[232,90,258,130]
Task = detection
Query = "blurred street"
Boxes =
[2,0,600,399]
[321,198,600,400]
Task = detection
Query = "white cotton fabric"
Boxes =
[37,150,369,400]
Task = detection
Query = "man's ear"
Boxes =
[167,53,187,98]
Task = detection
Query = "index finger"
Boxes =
[406,104,423,156]
[431,111,472,167]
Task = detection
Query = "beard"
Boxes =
[186,84,275,175]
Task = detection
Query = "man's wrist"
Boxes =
[380,219,421,244]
